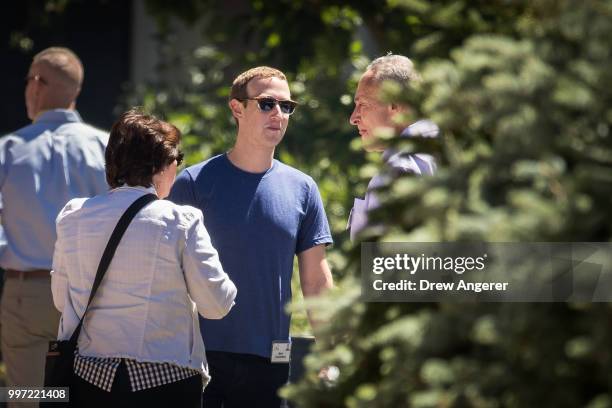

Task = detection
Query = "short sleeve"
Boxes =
[295,179,333,254]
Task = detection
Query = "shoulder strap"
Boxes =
[68,193,158,344]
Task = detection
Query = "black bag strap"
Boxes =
[68,193,158,345]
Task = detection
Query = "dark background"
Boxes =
[0,1,131,134]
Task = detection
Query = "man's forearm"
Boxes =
[301,263,333,298]
[302,267,332,332]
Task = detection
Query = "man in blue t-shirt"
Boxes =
[169,66,334,407]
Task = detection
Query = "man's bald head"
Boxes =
[25,47,84,120]
[33,47,83,90]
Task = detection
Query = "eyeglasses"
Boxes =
[25,74,48,86]
[175,151,184,166]
[240,97,298,115]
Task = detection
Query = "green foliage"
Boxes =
[282,0,612,407]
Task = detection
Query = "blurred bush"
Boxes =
[280,1,612,407]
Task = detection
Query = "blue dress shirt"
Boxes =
[0,109,108,271]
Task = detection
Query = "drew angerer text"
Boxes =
[372,279,509,293]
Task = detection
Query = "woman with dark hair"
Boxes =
[50,108,236,407]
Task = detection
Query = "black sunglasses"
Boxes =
[241,97,298,115]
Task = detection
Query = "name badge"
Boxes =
[271,341,291,363]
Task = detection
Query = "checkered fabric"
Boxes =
[74,352,201,392]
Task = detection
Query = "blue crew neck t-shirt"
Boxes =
[169,153,333,358]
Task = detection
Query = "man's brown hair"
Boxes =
[229,66,287,102]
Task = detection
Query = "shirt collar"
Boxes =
[34,109,83,124]
[112,185,157,195]
[382,119,440,163]
[382,148,405,167]
[382,148,395,163]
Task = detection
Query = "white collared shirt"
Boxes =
[51,185,236,380]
